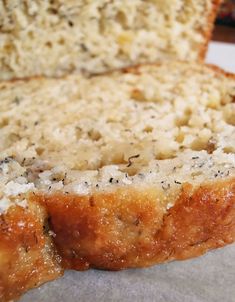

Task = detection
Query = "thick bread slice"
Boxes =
[0,61,235,300]
[0,0,221,80]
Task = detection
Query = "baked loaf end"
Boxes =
[0,61,235,300]
[0,0,221,80]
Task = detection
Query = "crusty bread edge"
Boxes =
[2,176,234,300]
[199,0,223,60]
[0,200,63,302]
[34,178,235,271]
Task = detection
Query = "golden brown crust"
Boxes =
[0,201,63,302]
[199,0,223,60]
[207,63,235,80]
[32,178,235,271]
[2,178,234,300]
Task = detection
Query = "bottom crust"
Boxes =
[37,178,235,270]
[0,201,62,301]
[1,178,234,300]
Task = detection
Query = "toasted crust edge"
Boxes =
[199,0,223,60]
[0,201,63,302]
[32,178,235,271]
[1,178,234,300]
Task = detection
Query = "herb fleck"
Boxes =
[127,154,140,167]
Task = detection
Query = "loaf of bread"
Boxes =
[0,61,234,301]
[0,0,221,80]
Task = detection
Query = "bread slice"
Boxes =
[0,0,221,80]
[0,61,235,300]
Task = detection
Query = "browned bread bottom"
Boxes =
[36,179,235,271]
[1,178,234,301]
[0,200,62,301]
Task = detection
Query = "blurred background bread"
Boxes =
[0,0,221,80]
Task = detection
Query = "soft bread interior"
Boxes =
[0,62,234,212]
[0,0,215,79]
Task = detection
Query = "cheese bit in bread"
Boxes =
[0,61,235,301]
[0,0,222,79]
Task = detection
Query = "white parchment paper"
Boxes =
[20,42,235,302]
[20,244,235,302]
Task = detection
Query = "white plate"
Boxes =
[207,41,235,73]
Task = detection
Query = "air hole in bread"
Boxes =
[0,118,9,128]
[115,11,128,29]
[223,147,234,154]
[88,130,102,141]
[191,139,208,152]
[36,147,45,156]
[155,153,176,160]
[58,38,65,45]
[143,126,153,133]
[45,41,52,48]
[175,131,185,143]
